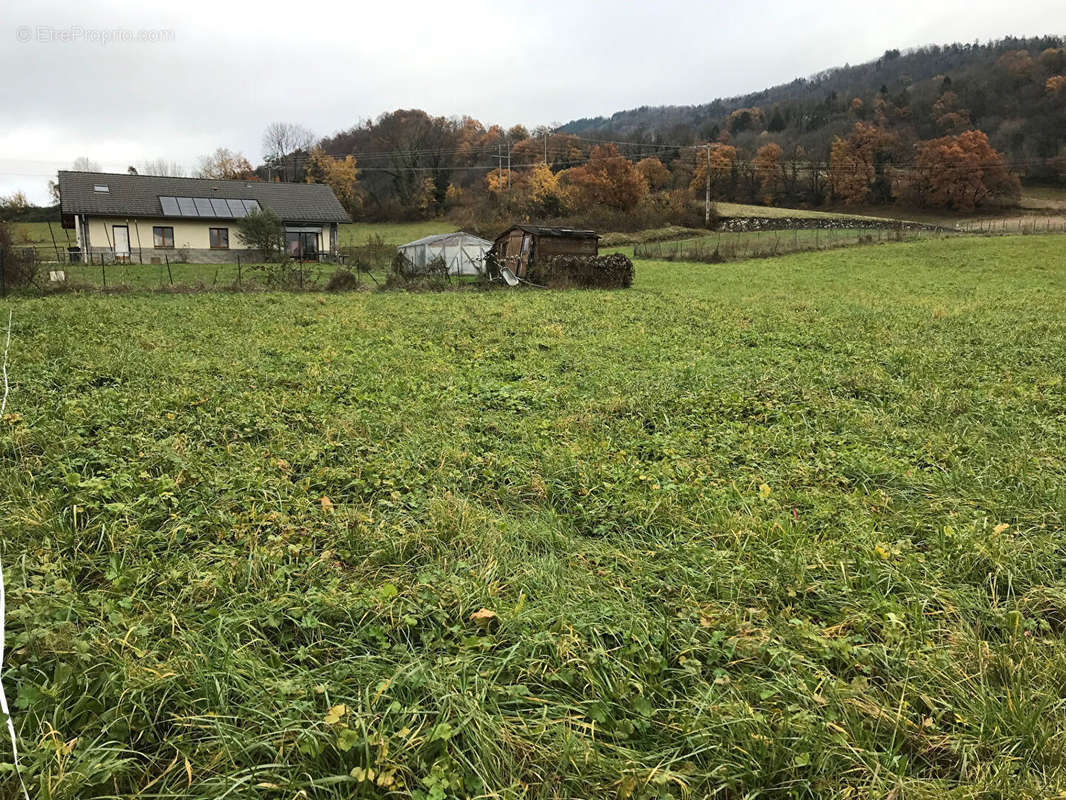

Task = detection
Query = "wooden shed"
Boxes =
[490,225,599,278]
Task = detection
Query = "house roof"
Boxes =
[494,224,599,242]
[58,171,349,223]
[399,232,492,248]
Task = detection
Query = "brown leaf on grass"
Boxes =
[470,608,498,627]
[320,496,334,512]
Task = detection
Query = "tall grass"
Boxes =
[1,236,1065,798]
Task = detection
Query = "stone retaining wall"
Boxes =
[717,217,948,233]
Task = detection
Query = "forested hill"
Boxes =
[559,36,1066,176]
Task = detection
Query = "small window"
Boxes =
[209,227,229,249]
[153,226,174,248]
[93,184,109,193]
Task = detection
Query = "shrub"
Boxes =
[254,261,320,290]
[0,220,39,289]
[529,253,634,289]
[325,268,359,292]
[236,208,285,260]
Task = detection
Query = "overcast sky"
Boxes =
[2,0,1063,202]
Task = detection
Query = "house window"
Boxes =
[153,226,174,248]
[285,231,319,259]
[209,227,229,249]
[93,184,109,193]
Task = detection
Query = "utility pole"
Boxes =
[704,144,712,227]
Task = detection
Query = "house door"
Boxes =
[285,230,320,260]
[113,225,130,261]
[518,234,533,277]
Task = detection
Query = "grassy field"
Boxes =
[630,226,958,261]
[337,221,456,247]
[714,202,902,222]
[1020,186,1066,212]
[9,222,78,248]
[2,237,1066,798]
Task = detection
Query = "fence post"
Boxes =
[165,254,172,285]
[101,252,107,289]
[237,255,241,287]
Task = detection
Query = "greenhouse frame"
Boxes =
[396,232,492,276]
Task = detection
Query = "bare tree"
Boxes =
[263,122,315,160]
[137,158,186,177]
[263,122,315,181]
[72,156,101,172]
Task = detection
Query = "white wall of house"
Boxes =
[83,217,332,253]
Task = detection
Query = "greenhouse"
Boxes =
[397,232,491,276]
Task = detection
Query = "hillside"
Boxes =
[559,36,1066,180]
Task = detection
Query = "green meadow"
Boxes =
[2,236,1066,798]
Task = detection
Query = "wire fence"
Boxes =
[632,217,1066,263]
[0,250,376,296]
[632,226,951,262]
[954,216,1066,234]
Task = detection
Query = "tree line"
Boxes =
[9,36,1061,228]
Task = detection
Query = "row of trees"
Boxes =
[47,36,1063,225]
[284,44,1059,221]
[42,111,1028,227]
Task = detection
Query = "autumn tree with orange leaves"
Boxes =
[635,157,672,190]
[901,130,1019,210]
[828,123,896,205]
[688,143,737,199]
[306,147,360,216]
[562,145,648,211]
[932,91,971,132]
[196,148,257,181]
[753,143,784,204]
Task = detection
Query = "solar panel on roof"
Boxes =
[210,198,230,216]
[159,196,180,215]
[176,197,198,216]
[242,199,261,214]
[226,199,247,217]
[193,197,215,216]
